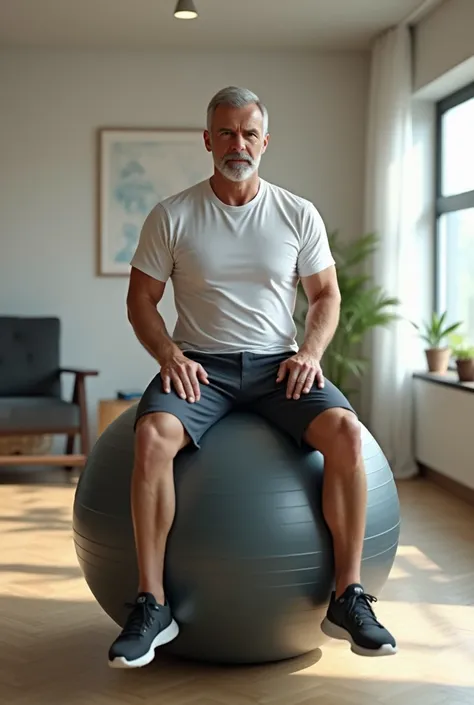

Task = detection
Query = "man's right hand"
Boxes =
[160,350,209,403]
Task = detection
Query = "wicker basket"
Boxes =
[0,435,53,455]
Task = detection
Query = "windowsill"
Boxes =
[413,370,474,393]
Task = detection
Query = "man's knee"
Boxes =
[135,412,189,469]
[335,413,362,462]
[305,408,361,463]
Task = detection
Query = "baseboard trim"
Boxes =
[418,463,474,507]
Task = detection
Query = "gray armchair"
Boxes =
[0,316,98,468]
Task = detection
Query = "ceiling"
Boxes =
[0,0,432,51]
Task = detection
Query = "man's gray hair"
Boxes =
[206,86,269,134]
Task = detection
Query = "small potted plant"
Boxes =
[448,333,474,382]
[411,311,463,374]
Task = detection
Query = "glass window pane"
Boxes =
[437,208,474,342]
[441,96,474,197]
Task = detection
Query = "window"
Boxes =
[435,82,474,342]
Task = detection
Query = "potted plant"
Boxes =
[293,231,400,401]
[411,311,463,374]
[448,333,474,382]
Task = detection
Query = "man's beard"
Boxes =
[214,151,261,182]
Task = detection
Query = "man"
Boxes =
[108,86,397,668]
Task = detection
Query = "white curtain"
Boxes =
[362,23,424,479]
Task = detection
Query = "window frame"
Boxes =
[434,80,474,313]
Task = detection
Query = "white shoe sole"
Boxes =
[108,618,180,669]
[321,617,397,657]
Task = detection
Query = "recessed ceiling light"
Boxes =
[174,0,198,19]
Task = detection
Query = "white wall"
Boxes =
[414,0,474,96]
[0,47,369,440]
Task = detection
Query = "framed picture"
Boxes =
[97,127,211,276]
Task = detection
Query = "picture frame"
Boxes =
[97,127,211,276]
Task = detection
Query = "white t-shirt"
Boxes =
[130,178,335,354]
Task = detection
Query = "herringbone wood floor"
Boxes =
[1,466,473,705]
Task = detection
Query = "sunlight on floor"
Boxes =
[395,544,443,571]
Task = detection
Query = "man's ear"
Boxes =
[203,129,212,153]
[262,133,270,154]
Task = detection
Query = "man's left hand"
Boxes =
[276,351,324,399]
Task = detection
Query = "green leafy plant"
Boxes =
[447,332,474,381]
[294,231,400,398]
[410,311,462,349]
[448,332,474,360]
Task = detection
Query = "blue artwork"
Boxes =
[99,129,211,275]
[114,224,139,263]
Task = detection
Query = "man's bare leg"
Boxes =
[304,408,397,656]
[303,408,365,598]
[108,411,189,668]
[131,412,190,604]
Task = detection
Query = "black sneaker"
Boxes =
[108,592,179,668]
[321,583,397,656]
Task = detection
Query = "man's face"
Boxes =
[204,103,269,182]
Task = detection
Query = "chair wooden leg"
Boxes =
[63,376,80,471]
[64,433,76,471]
[76,375,90,456]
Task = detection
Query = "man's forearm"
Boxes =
[300,292,341,360]
[128,301,179,365]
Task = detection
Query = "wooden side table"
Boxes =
[97,399,138,436]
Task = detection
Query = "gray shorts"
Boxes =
[135,351,356,449]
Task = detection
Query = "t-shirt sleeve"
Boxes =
[129,203,174,282]
[297,201,335,277]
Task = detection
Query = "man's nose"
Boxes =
[230,134,246,151]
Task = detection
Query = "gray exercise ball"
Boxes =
[73,408,400,665]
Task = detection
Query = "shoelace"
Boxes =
[122,600,159,637]
[346,592,383,629]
